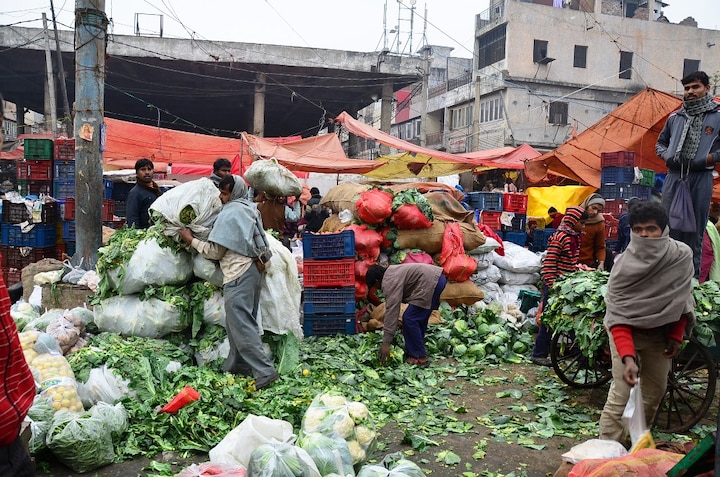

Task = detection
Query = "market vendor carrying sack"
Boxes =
[179,175,279,391]
[598,200,696,446]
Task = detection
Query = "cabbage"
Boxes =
[298,432,354,477]
[247,442,320,477]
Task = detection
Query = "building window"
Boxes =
[477,25,506,69]
[480,98,504,123]
[451,104,474,130]
[683,59,701,79]
[415,120,421,137]
[574,45,587,68]
[619,51,633,79]
[549,102,568,125]
[533,39,549,63]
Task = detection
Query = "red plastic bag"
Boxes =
[477,223,505,256]
[438,222,477,282]
[392,203,433,230]
[176,462,247,477]
[345,224,383,260]
[354,257,376,300]
[356,188,393,225]
[402,251,434,265]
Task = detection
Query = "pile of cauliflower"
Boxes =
[300,392,377,466]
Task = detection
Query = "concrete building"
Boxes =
[378,0,720,162]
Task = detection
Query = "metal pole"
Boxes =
[253,73,266,137]
[74,0,108,269]
[42,14,57,136]
[50,0,73,133]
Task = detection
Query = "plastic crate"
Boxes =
[600,150,637,168]
[16,160,53,180]
[16,179,53,197]
[1,200,57,224]
[1,223,57,247]
[480,210,502,231]
[53,179,75,199]
[303,287,356,315]
[303,313,357,337]
[63,198,114,221]
[112,182,134,201]
[518,290,542,313]
[3,268,22,286]
[532,228,556,252]
[502,193,528,213]
[604,199,627,217]
[466,192,503,211]
[65,240,76,257]
[604,214,619,240]
[113,200,127,218]
[63,221,76,241]
[104,179,114,199]
[303,259,355,287]
[600,166,635,185]
[53,139,75,161]
[504,231,527,247]
[1,245,56,269]
[501,213,526,232]
[0,160,16,174]
[639,168,655,187]
[53,160,75,180]
[23,139,54,160]
[599,184,652,201]
[103,219,126,229]
[301,230,355,260]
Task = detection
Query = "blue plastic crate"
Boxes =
[601,166,635,185]
[301,230,355,259]
[53,160,75,180]
[504,231,527,247]
[112,182,134,201]
[599,184,652,201]
[303,287,356,315]
[53,179,75,199]
[63,220,75,241]
[103,179,114,199]
[532,228,556,252]
[501,213,526,232]
[466,192,503,211]
[303,313,357,337]
[1,223,57,247]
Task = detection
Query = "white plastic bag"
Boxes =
[203,291,226,327]
[194,337,230,367]
[94,294,188,338]
[492,242,542,273]
[193,253,224,288]
[149,177,223,241]
[244,158,302,198]
[561,438,628,464]
[622,379,653,451]
[208,414,295,467]
[29,285,43,308]
[77,365,133,408]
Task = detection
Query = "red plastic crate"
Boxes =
[480,211,502,231]
[604,199,627,217]
[16,160,53,180]
[604,214,619,240]
[502,193,528,213]
[303,259,355,287]
[600,151,637,168]
[3,268,21,285]
[1,245,56,269]
[53,139,75,160]
[64,198,114,221]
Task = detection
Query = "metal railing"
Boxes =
[448,72,473,90]
[477,0,506,29]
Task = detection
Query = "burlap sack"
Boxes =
[320,183,369,214]
[395,220,446,254]
[458,221,486,250]
[367,302,442,331]
[22,258,64,301]
[424,191,475,223]
[439,280,484,306]
[318,214,348,233]
[388,182,465,203]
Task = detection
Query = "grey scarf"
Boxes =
[676,94,719,171]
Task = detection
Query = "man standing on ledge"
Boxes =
[126,158,162,229]
[656,71,720,277]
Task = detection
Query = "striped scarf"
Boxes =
[676,94,719,171]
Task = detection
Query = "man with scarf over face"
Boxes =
[599,201,695,445]
[179,175,279,390]
[656,71,720,277]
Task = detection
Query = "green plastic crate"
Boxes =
[639,168,655,187]
[23,139,54,160]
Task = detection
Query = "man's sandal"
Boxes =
[405,357,430,367]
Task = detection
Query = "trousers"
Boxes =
[222,265,276,380]
[598,328,672,445]
[403,274,447,359]
[0,435,34,477]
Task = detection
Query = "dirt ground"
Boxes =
[35,363,717,477]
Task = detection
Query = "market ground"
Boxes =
[35,362,718,477]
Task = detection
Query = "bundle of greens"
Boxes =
[390,189,433,230]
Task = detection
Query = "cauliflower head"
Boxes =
[330,412,356,439]
[347,401,369,423]
[302,407,328,433]
[320,393,347,408]
[346,440,366,464]
[354,425,376,448]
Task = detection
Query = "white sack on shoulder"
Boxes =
[244,158,302,197]
[149,178,222,241]
[492,241,541,273]
[94,294,188,338]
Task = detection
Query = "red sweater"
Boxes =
[541,230,581,287]
[610,316,687,361]
[0,277,35,445]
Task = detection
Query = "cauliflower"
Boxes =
[320,393,347,408]
[347,401,369,423]
[354,425,376,448]
[330,412,356,439]
[302,407,328,433]
[346,440,366,464]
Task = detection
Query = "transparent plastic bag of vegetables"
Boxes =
[355,453,425,477]
[244,158,303,198]
[247,441,321,477]
[297,431,355,477]
[77,365,133,408]
[300,393,377,466]
[193,253,224,288]
[10,300,39,331]
[24,308,64,332]
[94,294,188,338]
[27,395,54,454]
[149,177,223,241]
[89,401,128,439]
[46,409,116,473]
[31,348,84,414]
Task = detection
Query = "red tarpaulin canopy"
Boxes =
[459,143,542,170]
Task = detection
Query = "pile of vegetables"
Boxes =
[390,189,433,230]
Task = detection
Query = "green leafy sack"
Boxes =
[297,431,354,477]
[247,441,321,477]
[46,408,116,473]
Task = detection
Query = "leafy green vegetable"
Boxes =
[178,205,197,225]
[391,188,434,222]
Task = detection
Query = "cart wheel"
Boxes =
[550,331,612,389]
[653,336,717,434]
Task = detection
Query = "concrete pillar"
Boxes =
[253,73,266,137]
[16,101,25,135]
[379,79,393,155]
[74,0,107,268]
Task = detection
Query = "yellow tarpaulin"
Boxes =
[362,152,479,180]
[526,185,597,226]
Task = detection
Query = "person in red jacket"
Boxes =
[0,94,36,476]
[598,201,695,446]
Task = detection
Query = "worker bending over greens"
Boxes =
[179,175,279,390]
[599,200,695,445]
[365,263,447,366]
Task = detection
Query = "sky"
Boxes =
[1,1,720,58]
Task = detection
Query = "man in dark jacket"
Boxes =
[126,158,162,229]
[210,158,231,188]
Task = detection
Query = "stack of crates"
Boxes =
[532,228,556,252]
[19,138,54,196]
[467,191,503,233]
[0,198,58,285]
[501,193,529,246]
[302,230,356,337]
[53,139,75,201]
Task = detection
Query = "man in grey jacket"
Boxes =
[656,71,720,277]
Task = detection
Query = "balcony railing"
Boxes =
[428,83,446,98]
[426,131,444,147]
[477,0,506,29]
[448,72,472,91]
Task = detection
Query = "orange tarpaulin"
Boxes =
[460,143,542,170]
[524,88,681,187]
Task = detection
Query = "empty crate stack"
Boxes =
[466,191,503,233]
[302,230,356,337]
[501,193,529,246]
[19,138,54,197]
